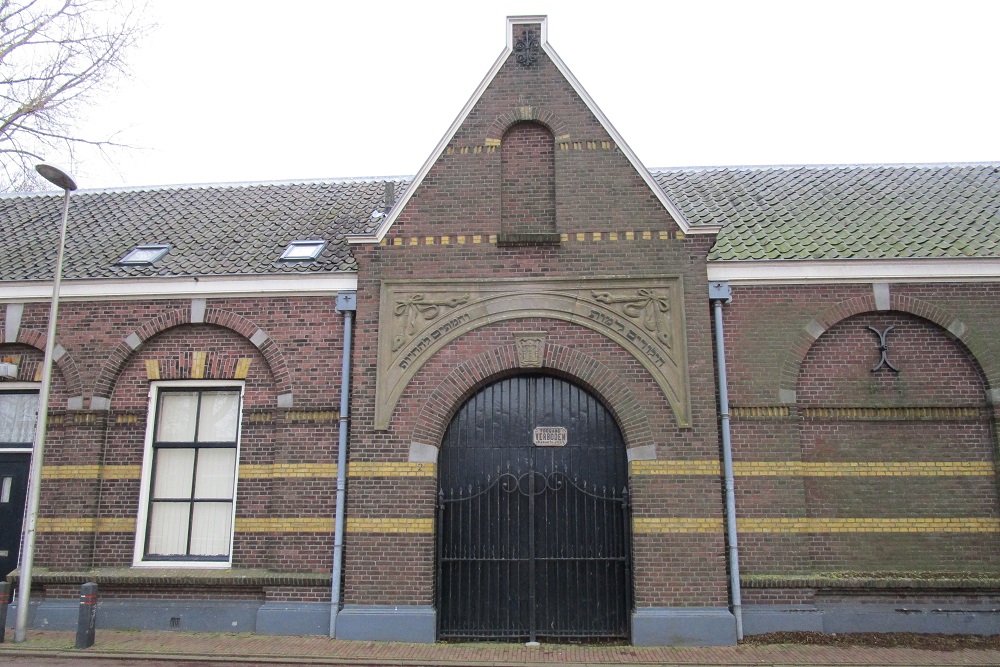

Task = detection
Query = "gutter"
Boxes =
[329,291,357,638]
[709,280,743,640]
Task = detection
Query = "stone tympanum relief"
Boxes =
[375,277,691,430]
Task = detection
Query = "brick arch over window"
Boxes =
[486,106,568,145]
[91,306,293,408]
[410,343,655,459]
[501,121,556,236]
[0,332,83,406]
[777,293,998,402]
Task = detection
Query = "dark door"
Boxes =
[0,454,30,580]
[437,375,631,642]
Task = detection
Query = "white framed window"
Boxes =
[279,240,326,261]
[134,381,243,568]
[119,244,170,265]
[0,385,39,451]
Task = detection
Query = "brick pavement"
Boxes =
[1,630,1000,666]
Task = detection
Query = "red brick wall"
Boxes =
[723,284,1000,580]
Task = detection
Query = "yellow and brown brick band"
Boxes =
[633,517,1000,535]
[40,515,1000,536]
[379,230,685,247]
[630,460,995,477]
[731,406,983,420]
[41,462,436,480]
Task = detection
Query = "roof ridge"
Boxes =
[0,175,415,199]
[651,162,1000,174]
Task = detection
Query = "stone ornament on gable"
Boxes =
[375,277,691,431]
[592,289,672,349]
[392,294,470,352]
[514,28,539,67]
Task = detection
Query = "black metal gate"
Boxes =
[437,375,631,641]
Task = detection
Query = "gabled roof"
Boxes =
[0,179,406,282]
[353,15,698,243]
[653,163,1000,261]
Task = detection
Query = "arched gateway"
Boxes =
[437,374,632,641]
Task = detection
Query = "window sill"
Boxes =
[743,572,1000,590]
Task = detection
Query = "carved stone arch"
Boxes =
[410,342,655,461]
[92,306,294,408]
[1,330,84,407]
[486,105,569,145]
[377,277,690,430]
[777,292,997,402]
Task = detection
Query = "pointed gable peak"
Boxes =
[351,15,692,244]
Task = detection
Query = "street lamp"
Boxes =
[14,164,78,642]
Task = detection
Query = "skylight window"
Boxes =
[119,244,169,265]
[280,240,326,262]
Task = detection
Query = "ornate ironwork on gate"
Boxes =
[436,375,632,642]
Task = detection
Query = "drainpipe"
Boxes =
[710,280,743,640]
[329,290,356,638]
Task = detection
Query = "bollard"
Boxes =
[75,582,98,649]
[0,582,9,643]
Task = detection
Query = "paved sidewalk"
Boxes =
[1,630,1000,666]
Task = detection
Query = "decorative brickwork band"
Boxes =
[377,277,690,430]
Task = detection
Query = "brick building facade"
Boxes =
[1,16,998,645]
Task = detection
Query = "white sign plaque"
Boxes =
[533,426,568,447]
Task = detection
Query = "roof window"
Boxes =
[280,240,327,262]
[119,244,169,265]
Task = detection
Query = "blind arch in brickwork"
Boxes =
[778,294,998,403]
[92,307,293,408]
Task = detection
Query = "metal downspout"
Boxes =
[330,291,356,638]
[710,281,743,640]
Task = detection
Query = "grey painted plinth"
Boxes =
[743,604,1000,636]
[8,599,335,636]
[336,605,436,642]
[256,602,331,636]
[632,607,737,646]
[821,604,1000,635]
[743,605,824,634]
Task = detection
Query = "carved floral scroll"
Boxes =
[375,277,690,430]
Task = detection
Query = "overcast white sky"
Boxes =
[68,0,1000,190]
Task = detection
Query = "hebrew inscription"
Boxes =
[375,277,691,430]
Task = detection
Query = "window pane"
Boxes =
[156,393,198,442]
[194,448,236,499]
[197,392,239,442]
[152,449,195,499]
[0,393,38,445]
[147,502,190,556]
[189,502,233,556]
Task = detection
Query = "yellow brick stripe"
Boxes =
[236,517,334,532]
[40,462,436,481]
[348,462,436,477]
[346,518,434,534]
[633,516,1000,535]
[633,518,723,534]
[738,517,1000,534]
[37,517,135,532]
[238,464,338,479]
[630,460,995,477]
[42,465,141,479]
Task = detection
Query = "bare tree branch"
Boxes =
[0,0,149,191]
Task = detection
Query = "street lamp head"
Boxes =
[35,163,78,191]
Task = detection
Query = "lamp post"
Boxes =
[14,164,78,642]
